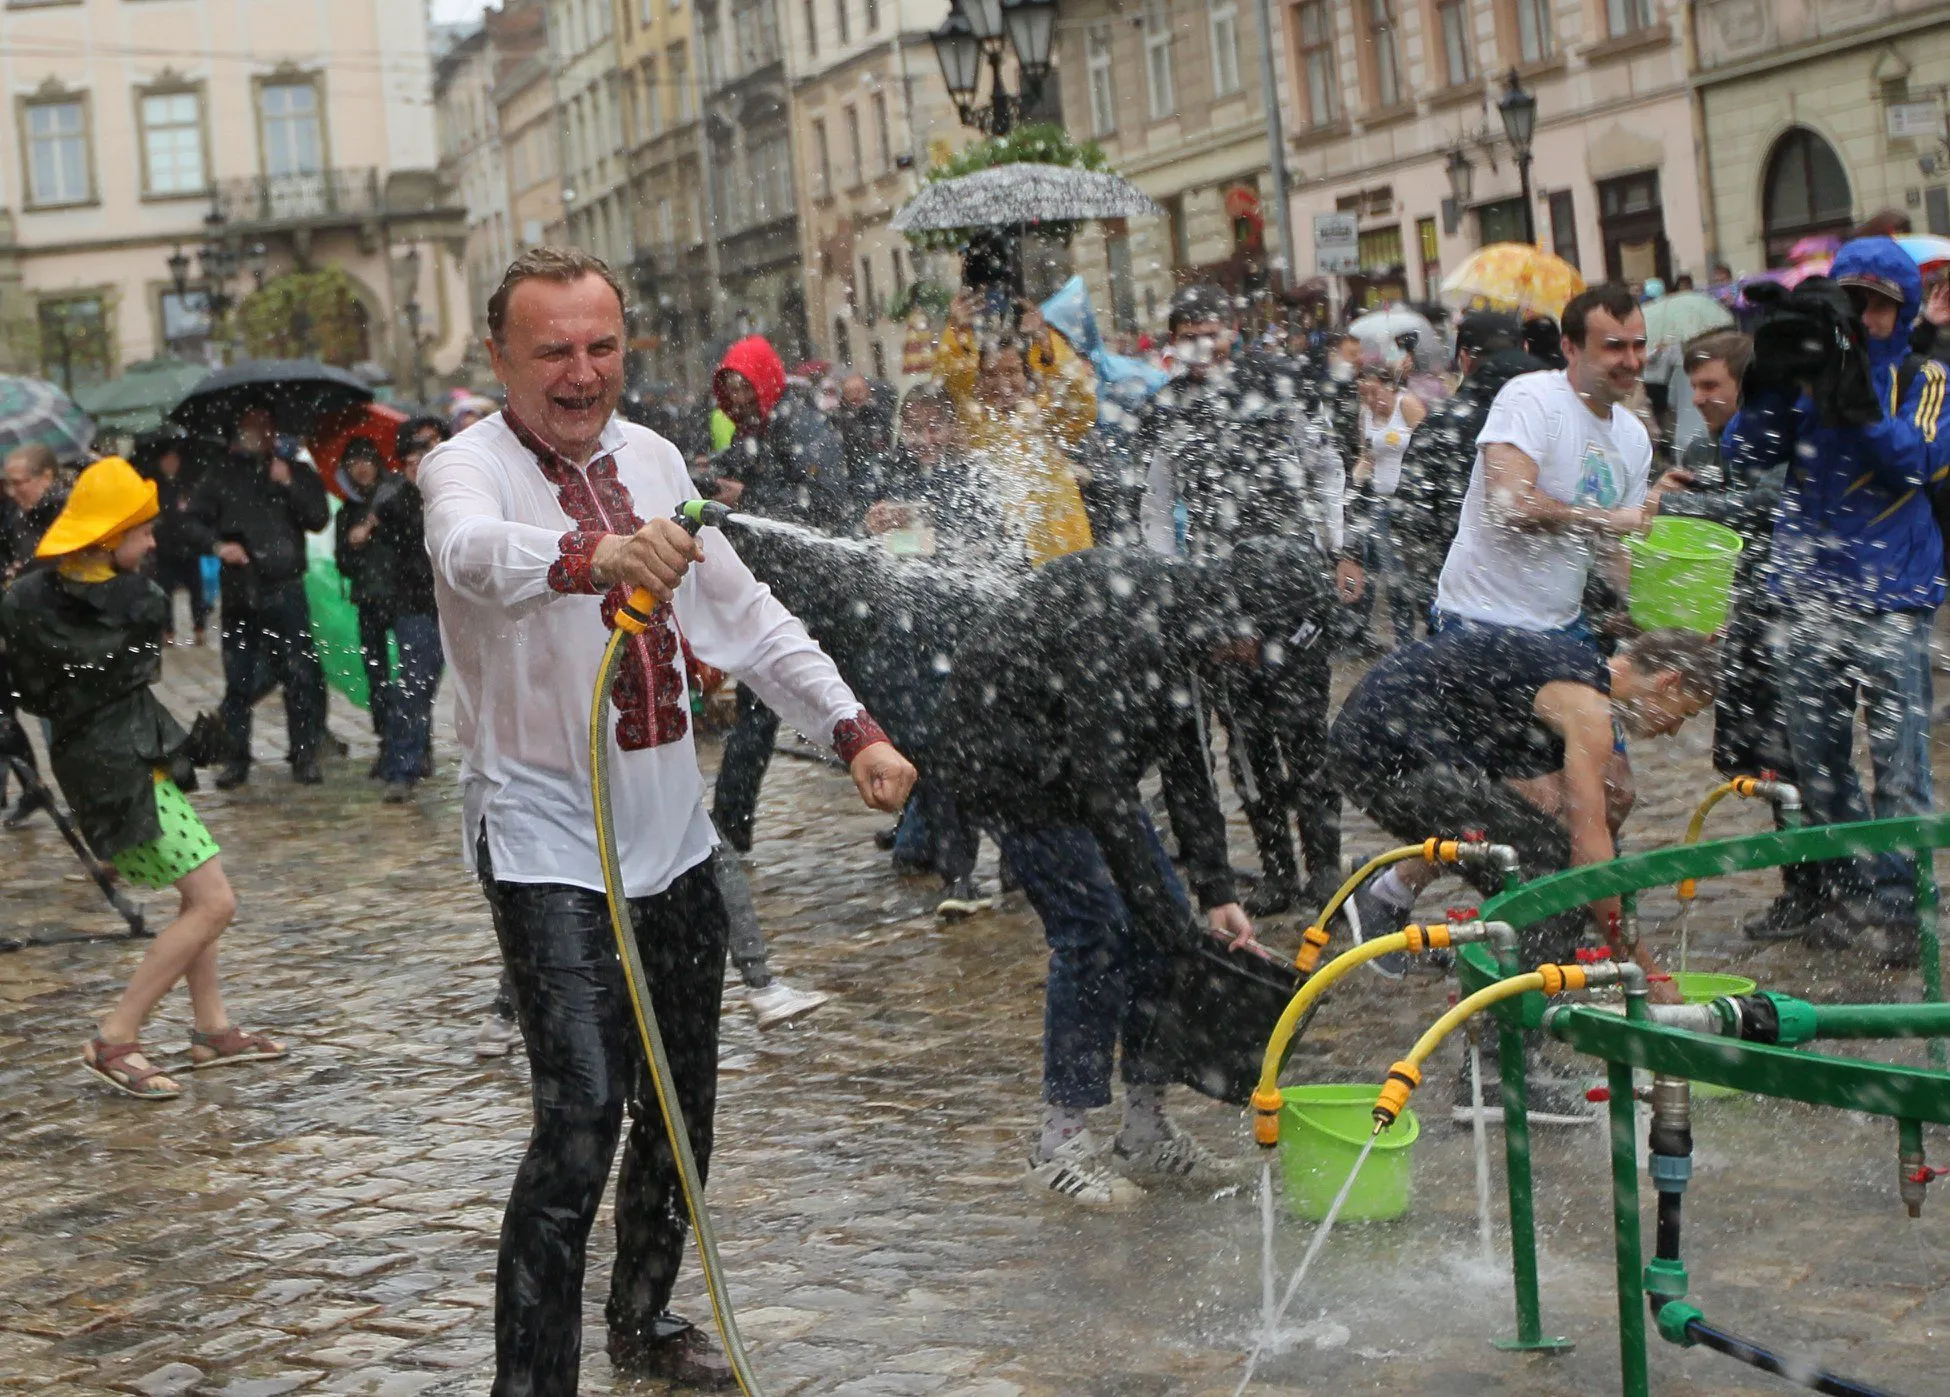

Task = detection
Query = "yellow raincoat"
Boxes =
[936,327,1096,565]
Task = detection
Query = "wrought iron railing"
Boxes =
[210,167,383,226]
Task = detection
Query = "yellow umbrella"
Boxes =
[1441,242,1587,320]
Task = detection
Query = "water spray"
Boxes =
[592,497,764,1396]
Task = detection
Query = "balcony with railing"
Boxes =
[211,167,385,228]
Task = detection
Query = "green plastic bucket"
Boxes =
[1278,1085,1419,1222]
[1675,972,1758,1099]
[1626,518,1743,633]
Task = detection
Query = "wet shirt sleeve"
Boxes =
[419,440,570,619]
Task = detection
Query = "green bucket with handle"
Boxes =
[1626,518,1743,633]
[1674,971,1759,1099]
[1279,1085,1419,1222]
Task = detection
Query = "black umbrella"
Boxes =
[168,359,373,442]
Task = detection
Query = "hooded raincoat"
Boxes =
[708,336,853,531]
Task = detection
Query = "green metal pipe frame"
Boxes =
[1447,812,1950,1395]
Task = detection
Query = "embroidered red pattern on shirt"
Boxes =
[507,409,688,750]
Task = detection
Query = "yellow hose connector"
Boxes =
[615,587,660,635]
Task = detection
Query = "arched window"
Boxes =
[1761,127,1852,264]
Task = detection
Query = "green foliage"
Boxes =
[905,123,1112,252]
[887,279,952,321]
[238,267,368,365]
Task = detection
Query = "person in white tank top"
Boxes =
[1354,367,1426,645]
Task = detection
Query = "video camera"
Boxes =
[1742,276,1883,429]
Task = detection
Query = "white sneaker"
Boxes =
[746,980,831,1030]
[1027,1129,1145,1209]
[1112,1120,1243,1186]
[935,877,995,921]
[474,1013,521,1058]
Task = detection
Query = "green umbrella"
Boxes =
[73,357,209,435]
[1642,291,1734,351]
[0,374,94,464]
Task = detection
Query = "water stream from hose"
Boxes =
[1233,1131,1381,1396]
[1258,1160,1277,1340]
[1470,1041,1495,1268]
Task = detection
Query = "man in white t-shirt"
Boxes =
[1435,285,1672,638]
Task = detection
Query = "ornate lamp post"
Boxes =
[1497,69,1538,245]
[930,0,1058,138]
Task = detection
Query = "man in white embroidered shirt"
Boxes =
[420,248,916,1395]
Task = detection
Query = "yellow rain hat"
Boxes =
[35,456,160,558]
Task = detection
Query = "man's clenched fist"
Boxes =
[590,517,705,603]
[849,741,917,814]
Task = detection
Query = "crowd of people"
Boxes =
[5,224,1950,1390]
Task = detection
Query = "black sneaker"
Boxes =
[214,762,251,791]
[1243,877,1298,919]
[292,756,323,786]
[2,788,48,829]
[382,780,414,805]
[1744,886,1824,942]
[873,825,900,851]
[1347,878,1412,979]
[608,1315,735,1390]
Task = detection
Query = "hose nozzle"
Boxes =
[1252,1086,1284,1149]
[1373,1061,1421,1129]
[619,502,735,633]
[679,498,732,534]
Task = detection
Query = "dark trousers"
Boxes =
[477,844,730,1397]
[711,684,779,850]
[1216,653,1339,891]
[363,609,442,783]
[219,578,326,766]
[155,555,210,633]
[997,817,1187,1109]
[1712,595,1821,904]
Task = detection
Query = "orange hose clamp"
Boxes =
[1536,964,1589,996]
[1252,1086,1284,1148]
[1426,922,1454,949]
[615,588,658,635]
[1374,1061,1421,1128]
[1295,924,1332,973]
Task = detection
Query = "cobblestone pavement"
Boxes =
[3,629,1949,1397]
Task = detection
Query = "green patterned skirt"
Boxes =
[109,775,220,889]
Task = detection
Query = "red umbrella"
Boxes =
[312,401,408,496]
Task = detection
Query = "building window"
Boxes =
[38,297,109,394]
[1597,169,1669,284]
[1105,228,1138,332]
[260,79,322,177]
[669,44,692,119]
[1086,25,1117,136]
[834,315,852,365]
[861,255,878,327]
[1761,126,1853,262]
[1416,214,1439,302]
[646,62,665,135]
[1548,189,1579,268]
[24,97,90,207]
[871,92,891,173]
[1143,0,1175,120]
[1434,0,1470,86]
[1165,193,1190,267]
[1606,0,1654,37]
[1476,197,1526,245]
[835,0,850,45]
[1512,0,1551,64]
[1358,223,1404,274]
[1209,0,1241,97]
[844,104,863,187]
[160,288,212,359]
[890,247,906,294]
[1364,0,1402,109]
[140,89,205,197]
[1293,1,1339,128]
[657,196,675,254]
[865,0,878,30]
[803,0,818,56]
[812,117,831,197]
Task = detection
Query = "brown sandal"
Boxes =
[188,1025,287,1069]
[82,1038,182,1100]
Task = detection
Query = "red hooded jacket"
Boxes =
[714,336,786,424]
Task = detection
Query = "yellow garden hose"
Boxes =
[589,508,764,1396]
[1677,777,1803,900]
[1250,921,1502,1146]
[1295,839,1486,975]
[1371,961,1629,1127]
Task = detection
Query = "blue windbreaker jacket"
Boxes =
[1726,236,1950,613]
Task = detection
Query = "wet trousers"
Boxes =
[997,817,1187,1108]
[1781,603,1934,918]
[154,555,210,634]
[357,608,443,783]
[711,684,779,850]
[477,842,729,1397]
[1214,653,1339,892]
[218,579,325,767]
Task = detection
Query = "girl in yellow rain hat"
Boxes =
[0,456,285,1100]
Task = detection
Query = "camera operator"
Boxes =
[1726,236,1950,964]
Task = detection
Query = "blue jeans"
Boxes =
[1781,603,1934,916]
[1364,514,1420,647]
[379,611,443,783]
[997,817,1189,1109]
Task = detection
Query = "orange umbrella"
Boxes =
[1442,243,1587,320]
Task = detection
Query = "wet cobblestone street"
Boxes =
[4,637,1949,1396]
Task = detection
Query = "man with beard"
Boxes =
[1132,283,1361,918]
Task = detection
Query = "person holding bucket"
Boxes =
[1724,237,1950,964]
[0,457,284,1100]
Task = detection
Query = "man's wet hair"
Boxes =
[1682,330,1752,383]
[1620,628,1721,700]
[1168,282,1232,334]
[487,246,627,343]
[1560,283,1642,348]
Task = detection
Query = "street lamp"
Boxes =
[167,245,192,300]
[929,0,1059,138]
[1002,0,1058,92]
[246,241,270,288]
[1444,146,1474,208]
[930,10,983,123]
[1497,69,1538,244]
